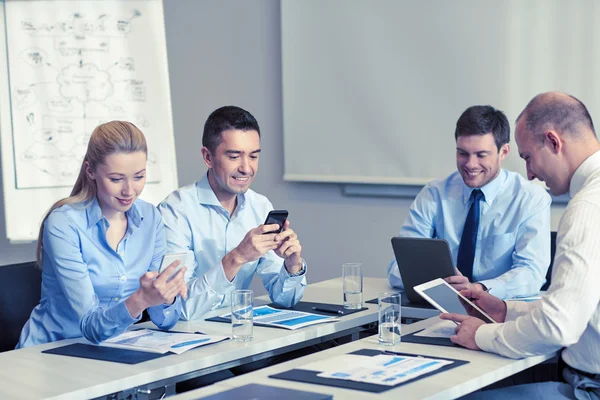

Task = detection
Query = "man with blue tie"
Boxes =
[388,105,551,299]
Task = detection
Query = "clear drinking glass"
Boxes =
[231,289,253,342]
[342,263,363,309]
[378,292,401,345]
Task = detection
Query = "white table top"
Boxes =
[0,277,429,400]
[172,318,556,400]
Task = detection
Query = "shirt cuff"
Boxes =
[474,322,502,353]
[111,300,141,326]
[204,262,235,295]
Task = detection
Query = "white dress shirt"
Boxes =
[476,150,600,374]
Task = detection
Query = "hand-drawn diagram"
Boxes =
[6,1,166,188]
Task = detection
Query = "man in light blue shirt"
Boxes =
[388,105,551,299]
[159,106,306,320]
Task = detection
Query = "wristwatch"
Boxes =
[287,261,306,277]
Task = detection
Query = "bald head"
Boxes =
[516,92,596,144]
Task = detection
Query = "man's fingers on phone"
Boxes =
[260,224,282,234]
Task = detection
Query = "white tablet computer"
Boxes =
[414,278,497,323]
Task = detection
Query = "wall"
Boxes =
[0,1,565,300]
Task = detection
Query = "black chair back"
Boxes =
[0,261,42,352]
[542,231,558,291]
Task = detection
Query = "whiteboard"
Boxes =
[281,0,600,185]
[0,0,178,242]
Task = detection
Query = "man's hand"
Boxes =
[444,268,484,292]
[459,288,507,323]
[439,314,485,350]
[274,220,303,274]
[222,224,282,281]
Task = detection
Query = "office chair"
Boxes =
[0,261,42,352]
[541,231,557,291]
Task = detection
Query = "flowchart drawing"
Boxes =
[6,1,166,189]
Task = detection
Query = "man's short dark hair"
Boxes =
[455,105,510,150]
[203,106,260,153]
[516,93,596,144]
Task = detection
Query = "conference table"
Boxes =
[169,317,555,400]
[0,277,438,400]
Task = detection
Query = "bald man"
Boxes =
[441,92,600,399]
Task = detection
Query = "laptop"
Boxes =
[390,237,456,304]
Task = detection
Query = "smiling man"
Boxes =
[158,106,306,320]
[440,93,600,399]
[388,105,551,299]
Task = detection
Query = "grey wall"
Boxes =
[0,1,565,300]
[163,0,412,296]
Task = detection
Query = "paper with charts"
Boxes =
[219,305,339,330]
[311,353,453,386]
[101,329,229,355]
[4,0,169,188]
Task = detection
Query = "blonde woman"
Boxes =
[18,121,187,348]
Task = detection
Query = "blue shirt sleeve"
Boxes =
[479,191,552,299]
[147,208,182,329]
[388,185,438,288]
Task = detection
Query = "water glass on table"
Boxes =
[342,262,363,309]
[231,289,253,342]
[378,292,401,346]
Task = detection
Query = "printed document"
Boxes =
[219,305,338,330]
[309,353,453,386]
[101,329,228,354]
[413,319,457,338]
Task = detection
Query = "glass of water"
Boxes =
[342,263,363,309]
[231,289,253,342]
[378,292,401,346]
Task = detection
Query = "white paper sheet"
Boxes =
[220,305,338,330]
[316,354,453,386]
[101,329,228,354]
[413,319,457,338]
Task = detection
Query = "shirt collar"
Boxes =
[85,196,143,229]
[196,172,247,210]
[462,169,507,205]
[569,150,600,198]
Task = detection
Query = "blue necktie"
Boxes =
[457,189,484,282]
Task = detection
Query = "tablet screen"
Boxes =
[422,283,495,323]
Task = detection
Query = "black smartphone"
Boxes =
[263,210,288,234]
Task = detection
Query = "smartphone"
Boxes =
[158,252,187,279]
[414,278,497,324]
[263,210,288,234]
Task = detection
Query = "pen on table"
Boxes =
[312,306,345,315]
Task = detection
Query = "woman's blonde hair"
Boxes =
[36,121,148,266]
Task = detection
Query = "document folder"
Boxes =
[269,349,468,393]
[198,383,332,399]
[42,343,168,364]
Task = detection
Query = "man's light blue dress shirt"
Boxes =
[388,170,552,299]
[158,174,307,321]
[17,198,181,348]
